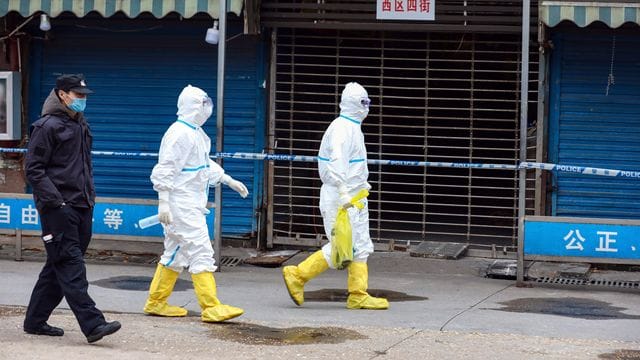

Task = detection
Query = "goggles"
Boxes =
[360,98,371,107]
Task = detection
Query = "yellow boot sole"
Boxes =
[144,302,188,317]
[347,295,389,310]
[201,304,244,322]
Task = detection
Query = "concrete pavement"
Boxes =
[1,252,639,358]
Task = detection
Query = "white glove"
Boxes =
[158,192,173,225]
[338,184,352,209]
[222,174,249,198]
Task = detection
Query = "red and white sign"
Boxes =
[376,0,435,20]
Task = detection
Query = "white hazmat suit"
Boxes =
[143,85,248,322]
[318,82,373,265]
[282,82,388,310]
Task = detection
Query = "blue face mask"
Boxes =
[68,98,86,112]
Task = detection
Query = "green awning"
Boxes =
[0,0,243,19]
[541,1,640,28]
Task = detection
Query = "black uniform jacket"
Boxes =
[25,89,95,213]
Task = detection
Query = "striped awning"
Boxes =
[541,1,640,28]
[0,0,243,19]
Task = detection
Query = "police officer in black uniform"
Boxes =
[23,74,121,343]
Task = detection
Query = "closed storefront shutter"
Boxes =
[549,30,640,219]
[270,28,538,248]
[28,15,265,235]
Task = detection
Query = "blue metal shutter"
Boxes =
[548,30,640,219]
[28,17,265,235]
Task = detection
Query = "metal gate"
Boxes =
[268,28,537,249]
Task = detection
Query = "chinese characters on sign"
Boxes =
[104,208,124,230]
[0,202,38,226]
[22,205,38,225]
[0,196,218,238]
[377,0,435,20]
[524,218,640,261]
[564,229,621,253]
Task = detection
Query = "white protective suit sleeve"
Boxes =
[321,128,352,207]
[208,158,249,198]
[207,158,226,186]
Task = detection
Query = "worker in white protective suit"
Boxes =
[282,82,388,310]
[143,85,249,322]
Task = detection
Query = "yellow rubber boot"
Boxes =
[143,263,188,317]
[191,272,243,322]
[347,262,389,310]
[282,250,329,306]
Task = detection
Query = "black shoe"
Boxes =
[24,323,64,336]
[86,321,121,343]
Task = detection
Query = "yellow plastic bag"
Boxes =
[330,189,369,270]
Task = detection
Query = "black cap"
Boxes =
[56,74,94,94]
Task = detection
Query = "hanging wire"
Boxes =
[606,35,616,96]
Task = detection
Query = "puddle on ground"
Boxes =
[206,323,367,345]
[305,288,427,302]
[599,349,640,359]
[0,305,25,317]
[494,297,640,320]
[91,276,192,291]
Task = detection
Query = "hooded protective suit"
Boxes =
[151,85,228,273]
[144,85,246,322]
[318,82,373,265]
[282,82,388,310]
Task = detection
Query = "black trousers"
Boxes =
[24,206,105,336]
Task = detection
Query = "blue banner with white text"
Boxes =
[0,196,214,238]
[524,219,640,260]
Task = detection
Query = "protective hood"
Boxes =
[339,82,369,123]
[176,85,213,127]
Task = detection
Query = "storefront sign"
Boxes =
[0,195,214,238]
[524,216,640,262]
[376,0,435,20]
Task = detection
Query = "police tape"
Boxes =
[519,162,640,179]
[216,152,519,169]
[1,147,639,178]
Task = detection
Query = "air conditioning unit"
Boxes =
[0,71,21,140]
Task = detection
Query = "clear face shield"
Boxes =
[360,97,371,119]
[203,95,213,108]
[360,97,371,109]
[203,95,213,117]
[194,95,214,126]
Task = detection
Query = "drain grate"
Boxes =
[535,277,640,290]
[219,256,242,267]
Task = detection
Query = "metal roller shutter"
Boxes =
[28,15,265,236]
[270,28,537,248]
[549,29,640,219]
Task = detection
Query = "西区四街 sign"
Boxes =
[524,217,640,261]
[376,0,435,21]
